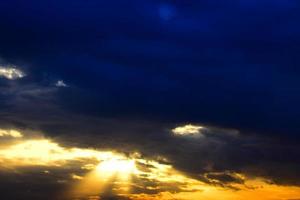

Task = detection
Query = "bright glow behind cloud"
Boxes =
[0,129,299,200]
[0,139,114,166]
[0,66,25,80]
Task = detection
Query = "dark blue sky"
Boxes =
[1,0,300,137]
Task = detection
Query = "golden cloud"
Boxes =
[0,66,25,80]
[0,129,23,138]
[172,124,205,136]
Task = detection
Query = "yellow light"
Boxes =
[0,139,116,166]
[69,156,137,198]
[172,124,204,136]
[1,131,299,200]
[0,66,25,80]
[0,129,23,138]
[96,158,136,174]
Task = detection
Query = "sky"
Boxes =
[0,0,300,200]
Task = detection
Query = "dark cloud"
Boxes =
[0,167,72,200]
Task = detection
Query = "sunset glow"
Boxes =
[0,131,299,200]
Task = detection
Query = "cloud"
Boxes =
[0,129,23,138]
[0,129,203,199]
[55,80,68,87]
[0,105,299,189]
[0,65,25,80]
[172,124,205,136]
